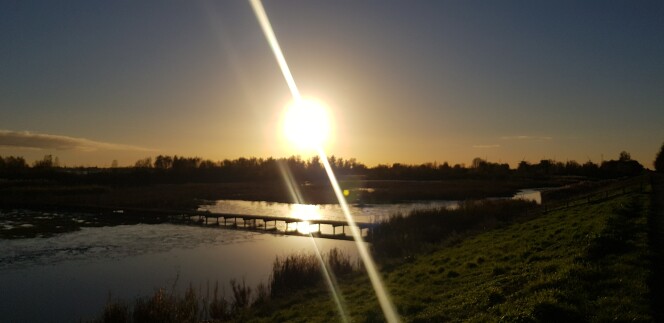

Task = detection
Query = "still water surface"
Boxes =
[0,224,357,322]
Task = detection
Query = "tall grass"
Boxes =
[269,248,355,297]
[94,247,357,322]
[371,199,535,259]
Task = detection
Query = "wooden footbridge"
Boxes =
[177,211,374,241]
[46,204,374,241]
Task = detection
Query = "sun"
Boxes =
[281,98,333,151]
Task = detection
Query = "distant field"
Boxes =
[247,180,653,322]
[0,178,562,211]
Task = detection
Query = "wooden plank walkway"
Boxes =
[28,204,374,241]
[178,211,374,241]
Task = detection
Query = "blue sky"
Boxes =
[1,1,662,167]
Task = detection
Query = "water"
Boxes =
[199,199,460,224]
[0,224,357,322]
[198,188,541,224]
[512,188,543,204]
[0,189,541,322]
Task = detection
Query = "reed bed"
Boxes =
[93,248,357,322]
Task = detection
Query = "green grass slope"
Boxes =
[251,186,652,322]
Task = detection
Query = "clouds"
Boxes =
[500,135,553,141]
[0,130,152,152]
[472,144,501,149]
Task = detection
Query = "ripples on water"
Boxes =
[0,224,258,270]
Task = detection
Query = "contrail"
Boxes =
[248,1,400,322]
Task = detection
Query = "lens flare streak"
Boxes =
[249,0,301,101]
[309,235,350,323]
[318,148,401,323]
[277,156,349,321]
[249,0,400,321]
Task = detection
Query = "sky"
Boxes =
[1,0,662,168]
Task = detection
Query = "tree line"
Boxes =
[0,148,656,186]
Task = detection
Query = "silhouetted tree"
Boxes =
[2,156,27,169]
[619,151,631,162]
[601,151,643,177]
[33,155,55,168]
[655,142,664,172]
[581,160,600,177]
[134,157,152,168]
[471,157,485,169]
[198,159,218,169]
[153,155,173,169]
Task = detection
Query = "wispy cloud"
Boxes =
[500,135,552,141]
[472,144,501,149]
[0,130,153,152]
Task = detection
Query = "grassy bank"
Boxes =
[246,182,652,321]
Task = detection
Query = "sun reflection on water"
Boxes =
[289,204,321,234]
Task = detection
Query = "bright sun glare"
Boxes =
[289,204,321,234]
[282,99,332,151]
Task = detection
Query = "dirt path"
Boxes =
[649,173,664,321]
